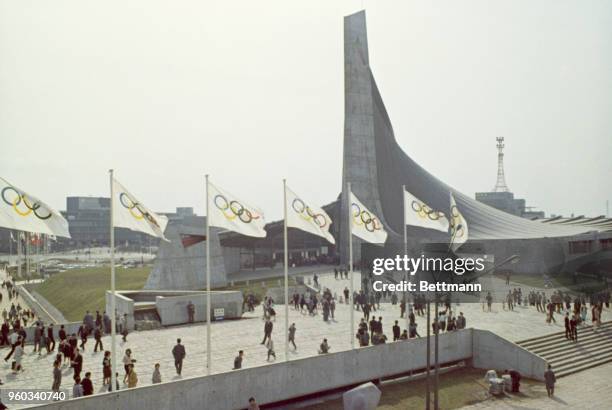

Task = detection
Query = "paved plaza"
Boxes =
[460,361,612,410]
[0,270,608,408]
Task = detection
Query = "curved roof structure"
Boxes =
[340,10,606,245]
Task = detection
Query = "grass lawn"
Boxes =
[304,367,544,410]
[34,266,150,322]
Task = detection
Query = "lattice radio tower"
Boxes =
[493,137,510,192]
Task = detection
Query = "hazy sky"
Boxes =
[1,0,610,221]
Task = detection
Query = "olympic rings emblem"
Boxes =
[214,194,261,224]
[449,205,465,238]
[410,200,445,221]
[291,198,327,228]
[1,186,52,220]
[351,203,382,232]
[119,193,161,228]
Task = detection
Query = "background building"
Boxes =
[474,137,545,219]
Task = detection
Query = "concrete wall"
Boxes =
[472,329,547,381]
[104,291,135,330]
[22,284,68,323]
[32,330,472,410]
[16,285,62,324]
[265,285,309,304]
[156,291,242,326]
[32,329,546,410]
[145,220,228,290]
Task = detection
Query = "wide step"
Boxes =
[516,320,612,377]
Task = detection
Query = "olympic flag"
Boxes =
[349,191,387,243]
[449,193,469,252]
[111,178,169,240]
[404,190,449,233]
[0,177,70,238]
[286,186,335,244]
[207,181,267,238]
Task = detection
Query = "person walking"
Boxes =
[266,338,276,361]
[122,349,133,383]
[77,324,88,351]
[33,324,42,353]
[71,349,83,379]
[13,343,24,373]
[47,324,55,352]
[570,314,578,342]
[288,323,297,350]
[127,364,138,388]
[51,361,62,392]
[172,338,186,376]
[544,364,556,397]
[4,331,19,362]
[261,319,273,345]
[102,351,112,386]
[93,326,103,352]
[152,363,162,384]
[392,320,400,341]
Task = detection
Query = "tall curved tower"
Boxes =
[339,10,603,272]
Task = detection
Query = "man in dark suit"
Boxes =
[261,319,273,345]
[71,349,83,379]
[392,320,401,341]
[172,338,186,375]
[564,313,571,340]
[47,324,55,352]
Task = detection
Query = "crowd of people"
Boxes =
[0,266,609,406]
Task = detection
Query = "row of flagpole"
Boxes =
[1,172,468,390]
[105,173,467,380]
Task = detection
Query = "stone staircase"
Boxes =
[516,321,612,377]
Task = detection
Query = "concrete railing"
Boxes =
[472,329,547,381]
[16,284,63,324]
[31,328,547,410]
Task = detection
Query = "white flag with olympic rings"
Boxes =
[0,176,71,238]
[404,189,449,233]
[112,178,169,240]
[208,181,267,238]
[286,185,335,244]
[449,192,469,252]
[349,191,387,243]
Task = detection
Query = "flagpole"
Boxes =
[205,174,212,376]
[25,232,30,279]
[402,185,410,333]
[348,182,354,349]
[17,231,21,279]
[8,231,12,270]
[109,169,117,392]
[283,179,289,361]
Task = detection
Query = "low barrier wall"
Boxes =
[16,285,61,324]
[472,329,546,381]
[32,328,547,410]
[33,330,472,410]
[156,291,242,326]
